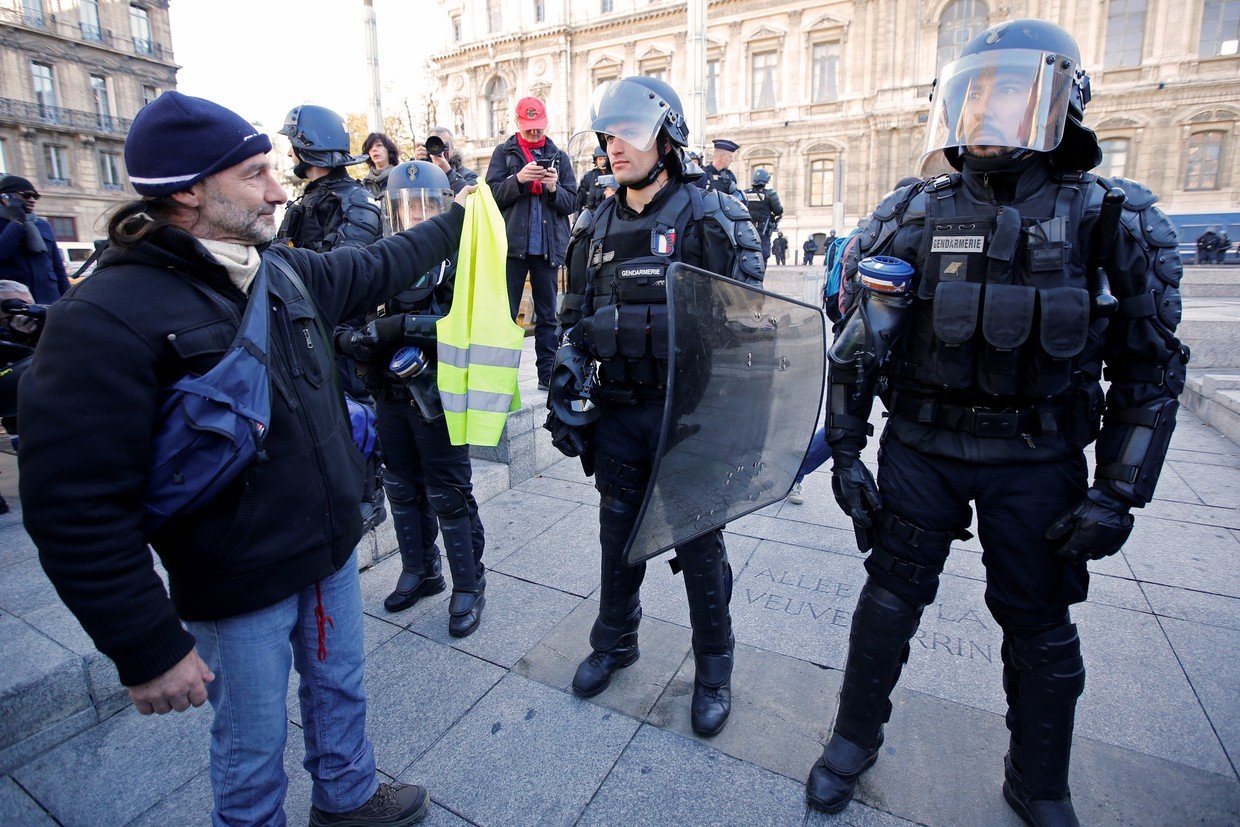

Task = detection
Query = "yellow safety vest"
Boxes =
[437,184,524,446]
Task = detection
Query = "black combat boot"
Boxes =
[1001,622,1085,827]
[574,493,647,697]
[441,514,485,637]
[573,607,642,697]
[678,530,735,736]
[806,579,924,813]
[382,474,445,613]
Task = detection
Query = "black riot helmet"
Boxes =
[925,18,1101,171]
[279,104,364,177]
[752,168,771,188]
[569,75,691,189]
[381,161,454,235]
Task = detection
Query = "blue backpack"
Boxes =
[142,262,272,535]
[822,229,861,323]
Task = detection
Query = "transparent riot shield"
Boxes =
[623,263,826,565]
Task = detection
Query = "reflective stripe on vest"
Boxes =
[437,183,524,446]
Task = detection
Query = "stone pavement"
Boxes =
[2,266,1239,826]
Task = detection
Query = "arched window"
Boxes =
[1185,131,1226,190]
[486,77,508,138]
[937,0,988,69]
[1098,137,1131,179]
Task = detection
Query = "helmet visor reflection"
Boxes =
[923,48,1073,160]
[383,188,454,236]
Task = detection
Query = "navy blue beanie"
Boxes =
[124,91,273,196]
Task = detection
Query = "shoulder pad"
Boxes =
[1117,197,1178,251]
[872,181,922,222]
[702,190,764,282]
[714,190,754,221]
[572,206,595,238]
[1108,177,1158,211]
[340,191,382,241]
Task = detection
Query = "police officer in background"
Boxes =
[772,231,788,266]
[806,21,1189,825]
[695,139,740,196]
[276,104,382,252]
[553,76,764,736]
[578,147,612,212]
[333,161,488,637]
[743,168,784,263]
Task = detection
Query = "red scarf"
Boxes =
[517,134,547,195]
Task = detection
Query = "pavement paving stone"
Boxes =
[1158,616,1240,773]
[1142,582,1240,631]
[494,502,602,596]
[513,473,599,506]
[474,487,581,567]
[358,552,453,628]
[727,511,861,555]
[1167,459,1240,509]
[578,723,810,826]
[14,703,211,827]
[0,524,36,570]
[539,457,593,483]
[1073,601,1233,775]
[0,708,96,778]
[0,555,62,618]
[1141,497,1239,529]
[407,571,580,668]
[345,630,504,779]
[1151,461,1208,504]
[1167,445,1240,470]
[1122,516,1240,597]
[1170,418,1240,456]
[0,610,91,753]
[514,599,692,721]
[23,599,128,717]
[647,642,838,784]
[402,673,640,826]
[0,776,55,826]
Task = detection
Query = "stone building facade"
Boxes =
[431,0,1240,252]
[0,0,177,265]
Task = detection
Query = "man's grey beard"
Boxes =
[202,187,276,245]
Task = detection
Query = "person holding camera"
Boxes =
[486,97,577,390]
[0,176,70,305]
[416,127,479,195]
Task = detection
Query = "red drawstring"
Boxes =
[315,581,334,661]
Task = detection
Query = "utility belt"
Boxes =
[889,391,1067,440]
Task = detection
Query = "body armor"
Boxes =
[743,187,783,236]
[278,172,382,253]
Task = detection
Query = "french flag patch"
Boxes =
[652,229,676,255]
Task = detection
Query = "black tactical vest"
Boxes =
[891,171,1095,402]
[744,189,773,234]
[581,185,698,391]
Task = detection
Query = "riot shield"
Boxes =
[623,263,826,565]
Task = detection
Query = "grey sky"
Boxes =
[170,0,439,135]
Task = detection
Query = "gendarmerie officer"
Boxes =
[695,139,740,196]
[743,168,784,263]
[333,161,488,637]
[276,104,381,252]
[806,20,1189,826]
[552,76,764,736]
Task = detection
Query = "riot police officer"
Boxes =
[578,147,612,212]
[743,168,783,263]
[276,104,382,251]
[806,21,1189,826]
[333,161,488,637]
[552,76,765,736]
[695,139,740,196]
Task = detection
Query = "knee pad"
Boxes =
[1004,621,1085,703]
[853,578,924,643]
[426,485,470,520]
[381,470,421,506]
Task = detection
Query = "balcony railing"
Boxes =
[0,7,173,61]
[0,97,132,136]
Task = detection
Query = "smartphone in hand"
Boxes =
[535,158,555,170]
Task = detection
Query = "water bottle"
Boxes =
[827,256,914,369]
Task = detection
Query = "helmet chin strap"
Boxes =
[627,157,667,191]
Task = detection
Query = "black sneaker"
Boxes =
[537,379,550,391]
[308,781,428,826]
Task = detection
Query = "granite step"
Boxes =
[1182,372,1240,445]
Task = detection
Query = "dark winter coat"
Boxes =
[19,206,463,686]
[485,134,577,266]
[0,216,70,303]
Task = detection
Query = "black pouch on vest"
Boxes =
[649,304,670,360]
[1024,287,1090,397]
[928,281,981,389]
[978,284,1035,397]
[617,303,649,358]
[591,305,620,359]
[1062,382,1104,448]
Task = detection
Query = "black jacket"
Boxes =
[19,206,464,686]
[485,134,577,266]
[0,216,70,303]
[278,167,381,252]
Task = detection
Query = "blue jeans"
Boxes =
[188,551,377,827]
[795,427,832,484]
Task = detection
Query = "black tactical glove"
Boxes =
[831,454,881,553]
[1045,488,1134,563]
[370,314,406,347]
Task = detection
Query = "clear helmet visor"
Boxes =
[923,48,1074,161]
[382,188,454,236]
[567,78,672,159]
